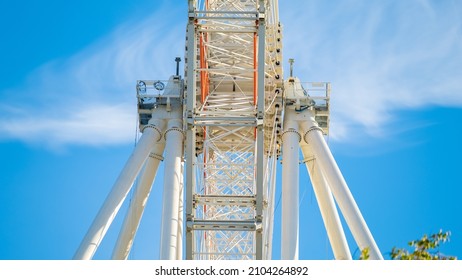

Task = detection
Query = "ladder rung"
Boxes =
[194,195,256,207]
[187,219,260,231]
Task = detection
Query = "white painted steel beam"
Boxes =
[176,162,184,260]
[300,143,352,260]
[255,0,267,260]
[265,155,277,260]
[159,119,184,260]
[73,119,164,260]
[281,118,300,260]
[185,1,197,259]
[300,117,383,260]
[111,125,166,259]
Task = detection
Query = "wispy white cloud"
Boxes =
[0,104,134,147]
[0,3,185,147]
[280,0,462,142]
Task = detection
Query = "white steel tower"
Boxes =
[73,0,382,260]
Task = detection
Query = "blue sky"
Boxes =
[1,0,461,260]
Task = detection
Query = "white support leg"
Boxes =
[159,119,184,260]
[176,161,184,260]
[300,117,383,260]
[73,119,164,260]
[281,119,300,260]
[111,130,166,259]
[300,143,352,260]
[265,155,277,260]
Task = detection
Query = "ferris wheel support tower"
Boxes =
[73,0,382,260]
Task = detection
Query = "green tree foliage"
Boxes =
[359,247,370,260]
[390,230,456,260]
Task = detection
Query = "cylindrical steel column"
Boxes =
[159,119,184,260]
[300,117,383,260]
[111,124,166,259]
[281,119,300,260]
[265,155,277,260]
[73,119,164,260]
[300,143,351,260]
[176,161,184,260]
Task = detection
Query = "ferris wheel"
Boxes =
[73,0,382,260]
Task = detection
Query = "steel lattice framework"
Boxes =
[73,0,383,261]
[186,0,282,260]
